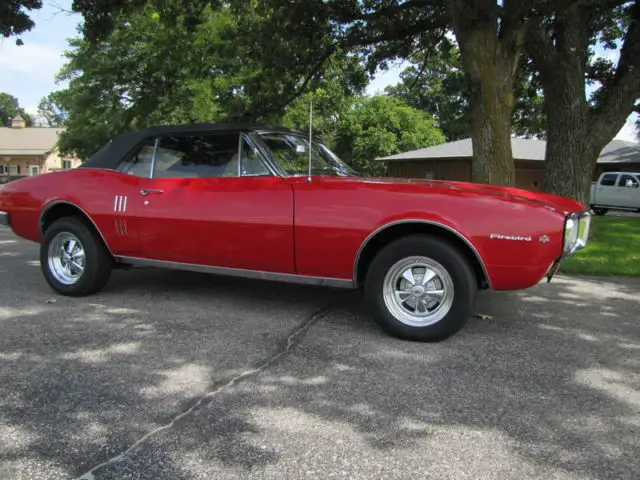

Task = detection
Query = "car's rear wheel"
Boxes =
[365,235,477,342]
[40,217,112,296]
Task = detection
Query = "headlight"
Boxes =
[563,212,591,255]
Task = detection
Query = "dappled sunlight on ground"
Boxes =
[1,227,639,479]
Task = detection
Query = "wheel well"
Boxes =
[355,222,490,289]
[40,202,111,254]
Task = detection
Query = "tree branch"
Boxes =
[243,44,338,121]
[525,0,626,17]
[408,52,431,90]
[326,0,444,24]
[588,2,640,145]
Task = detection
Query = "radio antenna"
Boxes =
[308,100,313,182]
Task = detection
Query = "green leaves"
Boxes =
[332,95,446,176]
[0,0,42,40]
[0,92,33,127]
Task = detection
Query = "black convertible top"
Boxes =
[80,122,307,170]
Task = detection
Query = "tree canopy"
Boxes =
[385,38,546,142]
[1,0,42,44]
[47,0,640,203]
[526,0,640,202]
[0,92,33,127]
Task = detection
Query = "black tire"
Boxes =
[40,216,112,296]
[591,207,608,216]
[364,234,477,342]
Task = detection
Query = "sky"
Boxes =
[0,0,637,143]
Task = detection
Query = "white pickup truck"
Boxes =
[590,171,640,215]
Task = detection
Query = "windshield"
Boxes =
[257,132,358,177]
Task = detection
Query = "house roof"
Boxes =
[0,126,64,156]
[378,137,640,164]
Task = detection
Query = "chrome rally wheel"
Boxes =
[47,232,86,285]
[382,257,454,327]
[365,234,477,342]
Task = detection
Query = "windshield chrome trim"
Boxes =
[251,130,357,178]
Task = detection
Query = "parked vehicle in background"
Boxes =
[590,172,640,215]
[0,123,591,342]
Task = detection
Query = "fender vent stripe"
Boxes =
[113,195,128,213]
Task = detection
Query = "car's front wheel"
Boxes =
[365,235,477,342]
[40,217,112,296]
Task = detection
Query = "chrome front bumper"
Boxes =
[0,211,9,227]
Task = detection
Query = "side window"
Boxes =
[600,174,618,186]
[618,174,639,188]
[117,139,155,177]
[153,133,238,178]
[152,133,271,178]
[240,137,271,176]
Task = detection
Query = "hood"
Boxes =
[335,176,587,214]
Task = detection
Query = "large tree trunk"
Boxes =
[528,8,597,205]
[528,4,640,205]
[465,43,517,186]
[451,1,525,186]
[542,105,600,205]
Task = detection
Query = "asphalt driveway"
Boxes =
[1,226,639,480]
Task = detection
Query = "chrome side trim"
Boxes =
[39,200,115,256]
[0,211,9,227]
[114,256,356,289]
[353,219,493,289]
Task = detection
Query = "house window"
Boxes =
[9,165,22,175]
[29,165,40,176]
[0,165,7,175]
[62,159,72,169]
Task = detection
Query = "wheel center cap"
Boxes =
[411,286,425,296]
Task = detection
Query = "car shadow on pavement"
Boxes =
[100,274,637,479]
[0,239,639,479]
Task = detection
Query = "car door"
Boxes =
[614,174,640,208]
[130,130,295,274]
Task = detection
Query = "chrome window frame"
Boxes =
[146,131,277,180]
[114,138,157,178]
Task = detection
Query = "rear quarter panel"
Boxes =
[0,169,142,255]
[291,177,573,290]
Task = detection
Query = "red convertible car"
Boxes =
[0,123,591,341]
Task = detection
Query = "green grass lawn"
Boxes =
[560,215,640,277]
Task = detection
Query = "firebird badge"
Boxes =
[490,233,532,241]
[539,235,551,243]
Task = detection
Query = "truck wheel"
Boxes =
[40,217,112,296]
[365,234,477,342]
[592,207,608,216]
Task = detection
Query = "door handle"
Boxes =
[140,188,164,196]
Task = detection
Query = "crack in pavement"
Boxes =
[74,304,338,480]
